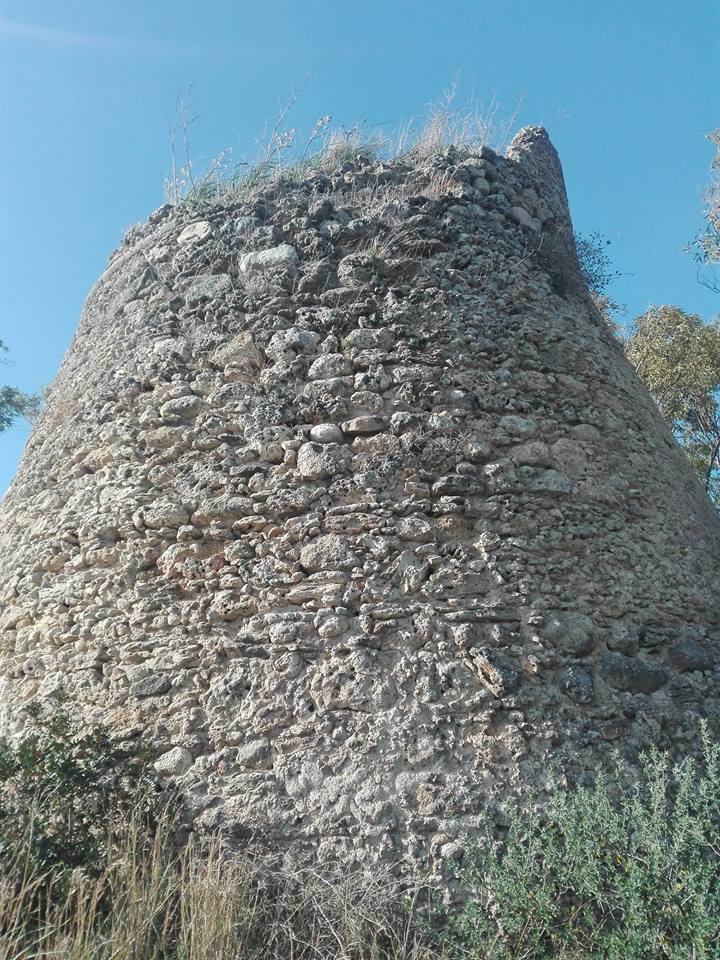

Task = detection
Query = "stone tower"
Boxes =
[1,127,719,872]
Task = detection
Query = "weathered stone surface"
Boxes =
[265,326,321,361]
[154,746,193,776]
[211,591,254,621]
[601,653,670,694]
[239,243,298,275]
[141,500,190,529]
[185,273,232,302]
[235,738,272,769]
[560,665,594,703]
[132,673,171,697]
[511,205,541,231]
[1,126,720,885]
[341,415,388,436]
[473,653,520,697]
[177,221,213,245]
[296,441,350,480]
[309,423,344,444]
[668,639,714,673]
[300,534,355,572]
[159,395,203,422]
[308,354,353,379]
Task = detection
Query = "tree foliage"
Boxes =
[693,129,720,293]
[626,305,720,501]
[575,231,623,332]
[0,339,38,432]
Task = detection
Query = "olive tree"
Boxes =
[626,305,720,501]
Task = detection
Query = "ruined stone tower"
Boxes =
[1,127,719,872]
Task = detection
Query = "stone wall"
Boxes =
[1,127,719,877]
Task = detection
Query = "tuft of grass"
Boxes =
[401,85,523,161]
[0,705,441,959]
[0,815,442,960]
[163,85,524,208]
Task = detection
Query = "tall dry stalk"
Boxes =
[0,805,445,960]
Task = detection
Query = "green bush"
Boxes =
[447,725,720,959]
[0,702,160,882]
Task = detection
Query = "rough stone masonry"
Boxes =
[1,127,719,876]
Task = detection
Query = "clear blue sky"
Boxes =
[1,0,718,493]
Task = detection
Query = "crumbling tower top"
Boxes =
[507,125,584,294]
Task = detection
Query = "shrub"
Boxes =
[574,231,624,334]
[575,231,620,297]
[446,725,720,959]
[0,702,161,883]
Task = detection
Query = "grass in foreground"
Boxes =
[1,706,719,959]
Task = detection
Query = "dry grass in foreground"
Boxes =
[0,706,440,959]
[0,810,441,960]
[3,705,720,959]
